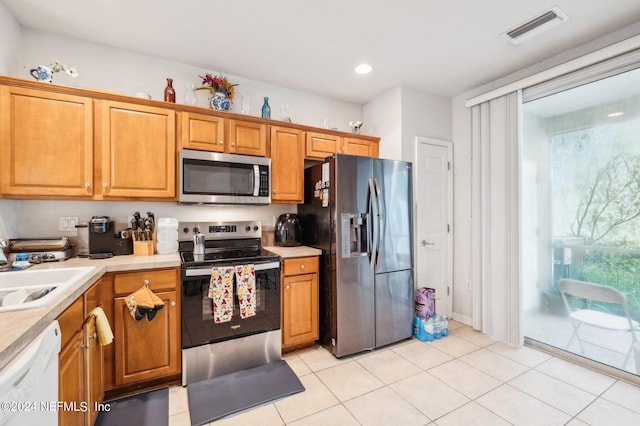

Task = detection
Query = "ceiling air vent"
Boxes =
[502,7,568,45]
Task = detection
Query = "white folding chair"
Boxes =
[558,278,639,369]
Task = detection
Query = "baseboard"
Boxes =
[452,312,472,326]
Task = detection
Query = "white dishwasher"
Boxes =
[0,321,61,426]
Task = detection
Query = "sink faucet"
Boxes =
[0,239,9,271]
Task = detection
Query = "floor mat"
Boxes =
[187,360,305,425]
[95,387,168,426]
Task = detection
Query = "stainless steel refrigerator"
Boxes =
[299,154,414,357]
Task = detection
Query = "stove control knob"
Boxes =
[193,227,200,234]
[253,226,259,231]
[183,227,190,233]
[245,226,251,232]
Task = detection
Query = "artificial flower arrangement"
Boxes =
[198,73,237,101]
[349,120,363,133]
[51,60,79,77]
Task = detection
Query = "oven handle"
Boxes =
[184,261,280,277]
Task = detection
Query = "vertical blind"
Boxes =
[471,91,521,344]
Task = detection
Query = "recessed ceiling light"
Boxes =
[608,112,624,118]
[354,64,372,75]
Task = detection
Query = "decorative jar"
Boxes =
[210,92,231,111]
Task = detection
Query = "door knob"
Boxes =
[421,240,435,246]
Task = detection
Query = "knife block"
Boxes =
[132,229,156,256]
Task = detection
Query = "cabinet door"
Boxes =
[282,273,319,348]
[98,100,176,198]
[270,126,304,203]
[84,315,103,426]
[305,132,342,160]
[114,290,180,385]
[59,330,85,426]
[342,137,379,158]
[180,112,225,152]
[228,119,266,156]
[84,275,115,391]
[0,86,94,196]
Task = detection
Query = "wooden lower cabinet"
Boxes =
[112,268,181,386]
[58,294,103,426]
[282,256,319,350]
[58,327,84,426]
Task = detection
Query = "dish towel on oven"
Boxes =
[208,266,235,323]
[235,264,256,319]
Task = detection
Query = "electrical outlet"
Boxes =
[59,216,80,231]
[68,217,78,229]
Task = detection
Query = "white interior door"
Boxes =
[415,137,453,318]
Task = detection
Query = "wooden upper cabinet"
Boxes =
[228,119,267,156]
[305,132,342,160]
[270,126,304,203]
[179,112,266,156]
[342,136,379,158]
[98,100,176,199]
[0,86,94,197]
[180,112,225,152]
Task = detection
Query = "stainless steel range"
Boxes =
[179,221,281,386]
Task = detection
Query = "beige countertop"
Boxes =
[264,245,322,258]
[0,253,180,370]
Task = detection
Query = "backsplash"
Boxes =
[3,200,296,239]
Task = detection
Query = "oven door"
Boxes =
[181,260,280,349]
[179,150,271,205]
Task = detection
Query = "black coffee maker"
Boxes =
[88,216,114,258]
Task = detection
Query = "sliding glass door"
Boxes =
[522,65,640,375]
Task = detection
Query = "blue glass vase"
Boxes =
[261,97,271,119]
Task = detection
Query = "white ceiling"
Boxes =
[3,0,640,104]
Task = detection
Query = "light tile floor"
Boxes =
[168,321,640,426]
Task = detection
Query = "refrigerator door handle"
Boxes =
[368,178,379,269]
[373,177,383,264]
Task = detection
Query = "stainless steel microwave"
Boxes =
[178,150,271,205]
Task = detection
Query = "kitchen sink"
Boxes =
[0,266,96,313]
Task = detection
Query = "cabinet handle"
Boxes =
[300,264,305,269]
[170,301,176,307]
[231,142,236,147]
[285,285,290,290]
[84,182,91,188]
[102,182,109,188]
[218,140,224,145]
[273,189,278,194]
[143,279,150,286]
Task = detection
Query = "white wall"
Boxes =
[0,2,20,75]
[400,86,451,164]
[15,200,296,238]
[0,4,22,239]
[363,87,402,160]
[363,86,452,163]
[16,29,363,133]
[451,94,474,322]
